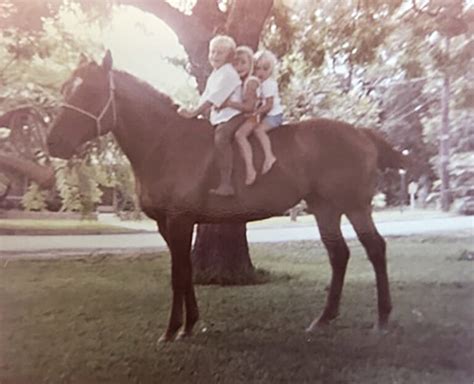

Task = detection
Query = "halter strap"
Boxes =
[61,72,117,137]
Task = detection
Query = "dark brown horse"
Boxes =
[47,51,403,342]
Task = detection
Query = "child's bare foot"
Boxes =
[245,169,257,186]
[262,157,276,174]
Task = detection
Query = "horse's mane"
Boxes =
[114,70,178,111]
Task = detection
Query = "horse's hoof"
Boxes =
[372,322,390,335]
[306,312,339,332]
[176,329,193,340]
[157,332,176,344]
[305,319,329,333]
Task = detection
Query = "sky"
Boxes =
[101,5,196,98]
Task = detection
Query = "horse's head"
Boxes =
[48,50,116,159]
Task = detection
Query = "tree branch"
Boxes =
[0,56,16,80]
[114,0,274,91]
[116,0,193,36]
[115,0,216,90]
[0,150,55,189]
[226,0,273,49]
[192,0,226,29]
[410,0,441,17]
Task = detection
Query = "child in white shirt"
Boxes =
[178,35,245,196]
[253,49,283,175]
[221,46,261,185]
[226,49,283,185]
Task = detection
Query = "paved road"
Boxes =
[1,216,472,255]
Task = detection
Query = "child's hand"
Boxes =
[178,107,196,119]
[217,96,232,111]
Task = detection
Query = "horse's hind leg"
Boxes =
[158,216,198,342]
[346,207,392,330]
[181,278,199,339]
[307,204,350,332]
[155,212,169,247]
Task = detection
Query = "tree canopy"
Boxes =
[1,0,473,212]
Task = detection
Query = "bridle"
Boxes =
[61,72,117,137]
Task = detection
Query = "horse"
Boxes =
[47,51,403,342]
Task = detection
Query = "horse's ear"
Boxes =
[101,49,113,72]
[78,53,88,66]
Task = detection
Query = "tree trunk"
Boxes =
[191,223,256,284]
[117,0,274,284]
[439,37,452,212]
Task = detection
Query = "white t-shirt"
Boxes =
[199,63,242,125]
[260,77,283,116]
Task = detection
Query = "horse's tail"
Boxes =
[362,129,406,170]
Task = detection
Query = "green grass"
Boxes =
[0,208,457,235]
[1,235,473,383]
[247,208,456,229]
[0,219,139,235]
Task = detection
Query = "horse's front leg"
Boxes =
[158,215,197,342]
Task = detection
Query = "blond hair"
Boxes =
[235,45,255,79]
[254,49,278,74]
[210,35,236,51]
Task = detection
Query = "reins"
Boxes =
[61,72,117,137]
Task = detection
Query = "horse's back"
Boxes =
[142,116,380,218]
[271,118,379,209]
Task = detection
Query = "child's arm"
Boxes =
[254,96,274,116]
[224,79,259,113]
[178,100,213,119]
[180,66,241,118]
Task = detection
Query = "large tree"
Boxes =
[116,0,274,284]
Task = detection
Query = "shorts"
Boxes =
[262,113,283,129]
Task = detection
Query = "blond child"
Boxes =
[178,35,245,196]
[227,49,283,185]
[253,49,283,175]
[221,46,261,185]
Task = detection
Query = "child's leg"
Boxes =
[211,114,246,196]
[235,119,257,185]
[254,121,277,174]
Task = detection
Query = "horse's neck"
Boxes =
[112,74,176,172]
[110,73,216,196]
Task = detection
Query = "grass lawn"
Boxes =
[0,219,140,235]
[247,208,457,229]
[1,235,473,383]
[0,208,458,235]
